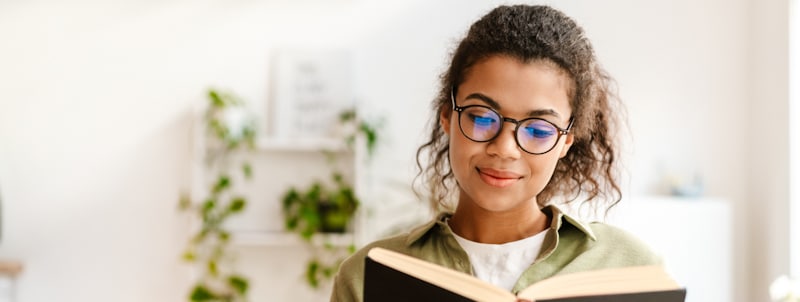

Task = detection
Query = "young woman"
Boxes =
[331,5,659,301]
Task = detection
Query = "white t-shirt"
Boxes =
[451,228,547,291]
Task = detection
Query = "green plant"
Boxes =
[281,108,380,288]
[282,172,358,240]
[179,89,256,302]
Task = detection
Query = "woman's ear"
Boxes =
[440,106,452,135]
[558,133,574,158]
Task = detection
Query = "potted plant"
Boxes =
[280,108,379,288]
[282,172,358,239]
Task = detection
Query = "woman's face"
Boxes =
[441,55,574,213]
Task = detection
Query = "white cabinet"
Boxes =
[608,196,732,302]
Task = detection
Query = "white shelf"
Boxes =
[231,231,355,247]
[255,137,348,152]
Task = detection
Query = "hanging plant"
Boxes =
[179,89,256,302]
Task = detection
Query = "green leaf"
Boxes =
[182,250,196,262]
[218,231,230,242]
[190,284,216,301]
[332,172,343,184]
[306,260,320,288]
[192,229,209,244]
[213,175,231,194]
[209,118,228,140]
[242,127,256,150]
[201,199,216,222]
[323,266,334,278]
[301,228,315,241]
[208,260,218,277]
[338,109,356,122]
[202,199,216,212]
[242,163,252,179]
[178,194,192,211]
[226,139,240,150]
[360,121,378,156]
[282,189,299,211]
[209,90,225,108]
[228,275,249,294]
[285,216,298,230]
[228,197,246,213]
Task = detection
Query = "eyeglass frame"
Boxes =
[450,89,575,155]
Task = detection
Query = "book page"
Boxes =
[516,266,681,300]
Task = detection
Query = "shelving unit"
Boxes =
[255,137,347,153]
[188,100,370,302]
[188,98,365,237]
[231,231,355,247]
[194,134,362,243]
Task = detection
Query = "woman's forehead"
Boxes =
[457,56,573,119]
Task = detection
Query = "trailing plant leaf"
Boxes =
[208,90,225,108]
[208,260,218,277]
[218,231,230,242]
[242,163,252,179]
[323,266,335,278]
[202,199,216,218]
[179,194,192,211]
[182,251,196,262]
[359,121,378,156]
[228,275,249,295]
[181,88,253,302]
[208,119,228,140]
[306,260,320,288]
[338,109,356,122]
[228,197,246,214]
[190,284,217,301]
[212,176,231,195]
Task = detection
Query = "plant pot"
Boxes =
[317,201,350,233]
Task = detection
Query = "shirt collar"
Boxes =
[404,204,596,246]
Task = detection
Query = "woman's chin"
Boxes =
[473,199,530,213]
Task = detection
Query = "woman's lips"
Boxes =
[477,168,522,188]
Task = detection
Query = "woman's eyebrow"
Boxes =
[526,108,561,118]
[464,93,501,109]
[464,92,562,118]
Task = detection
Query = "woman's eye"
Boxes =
[469,114,496,126]
[524,126,555,139]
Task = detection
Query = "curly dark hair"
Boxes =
[415,4,623,212]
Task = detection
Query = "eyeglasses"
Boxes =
[450,91,574,155]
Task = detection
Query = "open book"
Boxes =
[364,247,686,302]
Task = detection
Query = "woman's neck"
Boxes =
[448,201,549,244]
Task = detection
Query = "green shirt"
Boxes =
[330,205,661,301]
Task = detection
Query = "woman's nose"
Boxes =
[485,122,521,160]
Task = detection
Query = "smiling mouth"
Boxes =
[477,168,522,188]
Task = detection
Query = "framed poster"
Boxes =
[269,50,355,141]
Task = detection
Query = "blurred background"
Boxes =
[0,0,797,301]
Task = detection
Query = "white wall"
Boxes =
[792,0,800,278]
[749,0,792,300]
[0,1,791,302]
